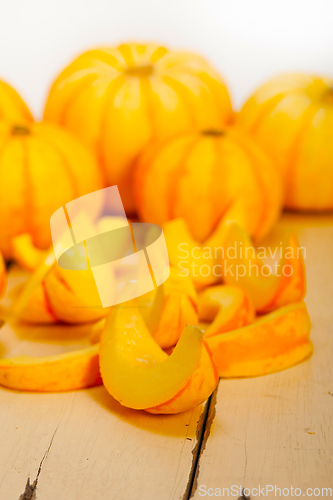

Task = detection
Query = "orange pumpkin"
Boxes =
[134,127,283,243]
[43,42,232,212]
[0,80,33,123]
[0,121,103,257]
[0,250,6,299]
[237,73,333,211]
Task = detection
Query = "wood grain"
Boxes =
[192,216,333,499]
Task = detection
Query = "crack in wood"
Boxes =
[182,382,219,500]
[18,426,58,500]
[238,489,251,500]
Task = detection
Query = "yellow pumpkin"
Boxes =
[43,42,232,212]
[237,73,333,211]
[0,121,103,257]
[0,250,6,299]
[134,127,283,243]
[0,80,33,123]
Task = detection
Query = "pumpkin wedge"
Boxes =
[223,224,306,312]
[207,301,312,378]
[198,285,255,337]
[99,301,218,412]
[11,233,50,271]
[0,344,102,392]
[136,267,198,349]
[163,202,249,290]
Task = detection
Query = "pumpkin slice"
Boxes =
[12,254,109,325]
[99,301,218,412]
[223,224,306,312]
[163,205,247,291]
[0,344,102,392]
[146,340,218,414]
[207,301,312,378]
[136,267,198,349]
[11,233,51,271]
[198,285,255,337]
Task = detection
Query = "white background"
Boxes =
[0,0,332,119]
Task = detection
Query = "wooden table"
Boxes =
[0,216,332,500]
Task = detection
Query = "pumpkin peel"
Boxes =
[99,301,218,412]
[207,301,312,378]
[0,344,102,392]
[223,224,306,312]
[198,285,255,337]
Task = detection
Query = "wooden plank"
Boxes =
[192,215,333,499]
[0,271,207,500]
[0,387,207,499]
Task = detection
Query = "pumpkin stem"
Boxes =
[11,125,31,136]
[125,65,153,77]
[201,129,224,137]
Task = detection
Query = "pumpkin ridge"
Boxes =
[44,70,98,123]
[177,65,232,125]
[97,75,127,179]
[209,134,229,235]
[132,137,178,220]
[35,132,80,201]
[82,49,125,70]
[0,81,33,123]
[200,71,232,124]
[162,75,197,129]
[117,43,135,66]
[0,136,11,165]
[227,132,275,239]
[59,73,100,128]
[168,136,200,221]
[22,138,34,244]
[284,103,320,205]
[149,45,168,63]
[251,93,286,134]
[0,138,12,244]
[140,76,156,142]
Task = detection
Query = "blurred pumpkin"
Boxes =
[133,127,282,243]
[0,80,33,123]
[237,73,333,211]
[0,121,103,258]
[43,42,232,212]
[0,250,6,300]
